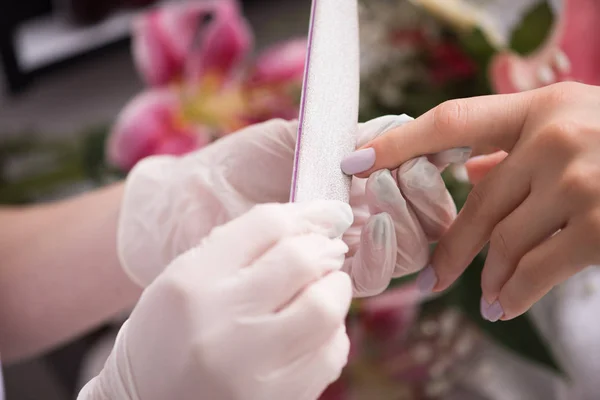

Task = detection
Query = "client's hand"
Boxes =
[78,201,353,400]
[118,116,463,296]
[345,81,600,321]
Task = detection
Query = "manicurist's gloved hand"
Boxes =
[78,201,354,400]
[118,116,465,295]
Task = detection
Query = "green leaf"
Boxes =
[510,2,555,55]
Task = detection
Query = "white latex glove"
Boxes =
[119,116,467,295]
[78,201,353,400]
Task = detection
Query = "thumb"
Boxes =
[465,151,508,184]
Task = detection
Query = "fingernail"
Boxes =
[416,265,437,293]
[370,213,390,250]
[483,300,504,322]
[341,148,376,175]
[466,154,486,163]
[480,296,489,318]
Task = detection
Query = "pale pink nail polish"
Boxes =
[341,148,375,175]
[483,300,504,322]
[480,296,489,318]
[416,265,437,293]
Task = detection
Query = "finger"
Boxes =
[237,234,348,313]
[397,157,456,241]
[343,213,396,298]
[270,326,349,400]
[480,195,568,305]
[365,170,429,277]
[195,201,353,277]
[466,151,508,184]
[271,271,352,363]
[344,92,535,178]
[493,224,594,321]
[419,151,532,293]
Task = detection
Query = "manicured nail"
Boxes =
[480,296,489,318]
[416,265,437,293]
[483,300,504,322]
[467,154,486,163]
[341,148,376,175]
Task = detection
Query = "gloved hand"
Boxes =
[78,201,354,400]
[118,116,467,295]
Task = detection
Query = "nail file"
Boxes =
[290,0,360,203]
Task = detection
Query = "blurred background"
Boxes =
[2,0,600,399]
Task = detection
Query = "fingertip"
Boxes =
[416,265,438,293]
[341,147,376,176]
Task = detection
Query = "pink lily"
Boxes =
[132,0,252,87]
[106,89,210,171]
[108,1,307,170]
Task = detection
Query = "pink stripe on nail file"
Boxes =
[290,0,360,203]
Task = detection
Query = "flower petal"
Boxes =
[107,89,204,170]
[132,10,182,87]
[132,0,252,86]
[186,0,253,84]
[247,38,307,86]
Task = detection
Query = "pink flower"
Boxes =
[359,284,421,343]
[108,1,307,170]
[107,89,209,170]
[132,0,252,87]
[318,378,346,400]
[246,38,307,86]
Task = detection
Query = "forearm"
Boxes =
[0,183,142,363]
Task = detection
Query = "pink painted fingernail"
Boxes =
[482,300,504,322]
[416,265,437,293]
[341,148,376,175]
[480,296,489,318]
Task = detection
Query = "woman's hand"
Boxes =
[79,201,354,400]
[343,82,600,321]
[118,116,463,297]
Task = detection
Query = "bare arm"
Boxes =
[0,183,142,363]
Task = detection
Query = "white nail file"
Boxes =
[290,0,360,203]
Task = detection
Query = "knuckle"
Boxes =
[560,162,600,201]
[433,100,469,138]
[541,82,579,106]
[535,120,584,155]
[489,225,513,264]
[152,272,206,315]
